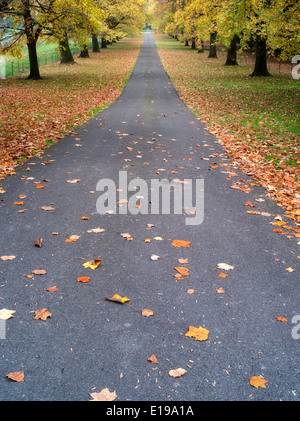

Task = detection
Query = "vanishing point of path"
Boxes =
[0,32,299,402]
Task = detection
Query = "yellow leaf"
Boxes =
[185,325,209,341]
[83,259,102,270]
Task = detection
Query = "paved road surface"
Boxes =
[0,32,299,402]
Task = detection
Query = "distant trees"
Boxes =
[150,0,300,76]
[0,0,146,79]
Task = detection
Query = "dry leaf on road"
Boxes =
[6,371,25,382]
[90,388,117,401]
[249,376,268,389]
[34,308,52,320]
[169,368,187,378]
[185,325,209,341]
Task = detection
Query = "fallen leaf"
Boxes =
[174,267,190,276]
[81,216,90,220]
[105,294,130,304]
[172,239,191,248]
[77,276,90,283]
[178,258,188,264]
[218,273,228,278]
[275,316,288,322]
[6,372,24,382]
[216,287,226,294]
[144,238,151,242]
[34,308,52,320]
[86,228,105,233]
[90,388,117,401]
[185,325,209,341]
[217,263,234,271]
[41,206,55,211]
[150,254,160,261]
[66,235,80,242]
[142,309,154,317]
[187,289,194,294]
[32,269,47,275]
[169,368,187,378]
[34,238,43,247]
[1,255,16,261]
[249,376,268,389]
[0,308,16,320]
[45,286,58,292]
[148,354,159,364]
[286,267,295,272]
[13,202,24,206]
[67,179,81,183]
[83,259,102,270]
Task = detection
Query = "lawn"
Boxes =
[0,35,143,177]
[154,34,300,221]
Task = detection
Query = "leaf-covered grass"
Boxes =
[154,34,300,219]
[0,36,143,176]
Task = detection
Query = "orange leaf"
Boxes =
[172,239,191,248]
[174,267,190,276]
[249,376,268,389]
[148,354,159,364]
[6,371,25,382]
[275,316,287,322]
[77,276,90,283]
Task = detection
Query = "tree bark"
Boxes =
[101,38,108,48]
[225,34,238,66]
[92,33,100,52]
[208,31,217,58]
[79,44,89,58]
[191,37,196,49]
[185,40,189,46]
[251,35,271,76]
[27,39,41,79]
[197,40,204,53]
[59,34,74,64]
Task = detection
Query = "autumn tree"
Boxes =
[0,0,106,77]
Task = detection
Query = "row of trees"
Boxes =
[0,0,146,79]
[148,0,300,76]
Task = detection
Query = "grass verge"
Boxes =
[0,35,143,178]
[154,34,300,223]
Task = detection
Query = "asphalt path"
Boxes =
[0,31,299,403]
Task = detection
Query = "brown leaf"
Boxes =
[41,206,55,211]
[148,354,159,364]
[34,238,43,247]
[34,308,52,320]
[45,286,58,292]
[185,325,209,341]
[275,316,288,322]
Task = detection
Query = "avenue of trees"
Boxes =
[148,0,300,76]
[0,0,146,79]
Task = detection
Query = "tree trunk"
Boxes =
[225,34,238,65]
[185,40,189,46]
[92,33,100,52]
[27,39,41,79]
[197,40,204,53]
[191,37,196,49]
[79,44,89,58]
[59,34,74,64]
[101,38,108,48]
[208,31,217,58]
[251,35,271,76]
